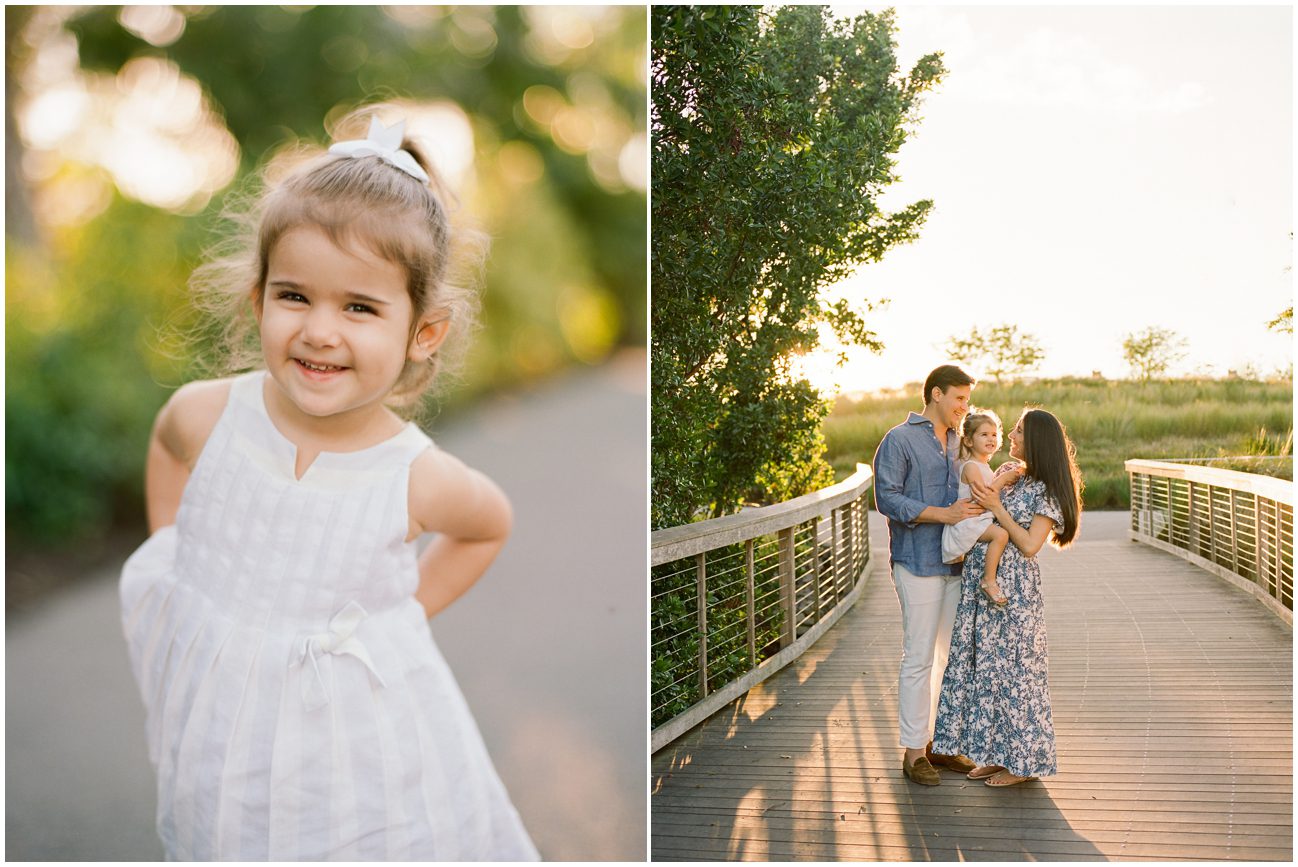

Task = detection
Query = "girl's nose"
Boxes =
[301,307,341,346]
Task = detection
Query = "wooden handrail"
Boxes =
[1125,459,1292,505]
[651,465,874,564]
[1126,459,1293,625]
[651,465,875,749]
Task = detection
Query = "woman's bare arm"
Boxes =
[972,485,1054,557]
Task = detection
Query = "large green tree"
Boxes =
[651,5,945,528]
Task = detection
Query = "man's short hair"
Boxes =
[923,364,976,404]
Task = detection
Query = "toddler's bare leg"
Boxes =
[980,525,1009,603]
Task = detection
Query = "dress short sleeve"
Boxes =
[1036,490,1064,532]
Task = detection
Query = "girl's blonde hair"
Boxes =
[958,407,1002,460]
[189,104,482,416]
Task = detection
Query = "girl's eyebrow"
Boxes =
[267,279,391,306]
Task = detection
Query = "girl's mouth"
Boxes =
[294,358,348,377]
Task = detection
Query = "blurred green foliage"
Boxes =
[7,6,645,550]
[8,195,198,543]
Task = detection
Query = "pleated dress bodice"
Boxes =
[169,369,428,627]
[120,371,538,861]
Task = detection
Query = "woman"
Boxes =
[931,408,1082,787]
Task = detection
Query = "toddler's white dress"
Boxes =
[941,459,996,564]
[119,371,539,861]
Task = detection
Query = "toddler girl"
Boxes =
[941,408,1022,606]
[120,109,539,861]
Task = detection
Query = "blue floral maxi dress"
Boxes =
[932,477,1064,778]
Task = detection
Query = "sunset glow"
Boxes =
[800,4,1293,395]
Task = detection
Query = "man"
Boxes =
[872,364,984,785]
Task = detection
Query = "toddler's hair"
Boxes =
[189,103,483,415]
[958,407,1002,460]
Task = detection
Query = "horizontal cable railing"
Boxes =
[1127,458,1293,624]
[651,466,873,750]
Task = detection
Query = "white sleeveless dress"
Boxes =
[119,371,539,861]
[941,459,996,564]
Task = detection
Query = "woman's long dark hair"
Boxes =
[1020,408,1083,548]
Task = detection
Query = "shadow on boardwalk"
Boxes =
[653,510,1293,861]
[6,353,647,862]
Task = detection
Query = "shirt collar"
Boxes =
[907,411,958,443]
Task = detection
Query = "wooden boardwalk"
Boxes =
[651,511,1293,861]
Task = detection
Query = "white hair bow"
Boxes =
[328,116,430,183]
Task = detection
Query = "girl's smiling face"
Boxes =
[256,225,440,430]
[969,420,1001,460]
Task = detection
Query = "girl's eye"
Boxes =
[277,291,307,304]
[345,303,377,315]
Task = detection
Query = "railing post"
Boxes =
[1231,489,1242,575]
[811,516,823,625]
[1255,493,1267,595]
[844,499,855,584]
[778,527,795,649]
[1187,480,1197,554]
[861,497,870,579]
[832,506,842,605]
[1207,482,1217,563]
[1276,505,1285,602]
[696,553,708,698]
[744,539,756,667]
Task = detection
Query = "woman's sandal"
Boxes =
[984,770,1037,787]
[966,765,1005,780]
[978,580,1008,607]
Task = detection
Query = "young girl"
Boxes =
[119,110,539,861]
[941,408,1022,606]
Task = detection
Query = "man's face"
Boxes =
[930,384,971,432]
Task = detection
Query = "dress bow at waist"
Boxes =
[292,600,388,710]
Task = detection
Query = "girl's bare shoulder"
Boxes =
[156,377,237,466]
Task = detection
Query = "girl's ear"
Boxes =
[409,316,451,363]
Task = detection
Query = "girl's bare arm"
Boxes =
[988,462,1024,492]
[407,449,513,619]
[145,380,231,532]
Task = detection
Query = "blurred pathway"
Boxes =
[6,351,647,861]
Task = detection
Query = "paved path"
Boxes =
[652,510,1293,861]
[6,352,647,861]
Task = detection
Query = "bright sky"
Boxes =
[799,3,1294,395]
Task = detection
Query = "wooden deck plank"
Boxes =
[652,511,1293,861]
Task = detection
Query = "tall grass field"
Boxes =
[824,377,1293,509]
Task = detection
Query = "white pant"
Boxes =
[890,563,961,749]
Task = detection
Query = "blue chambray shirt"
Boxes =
[872,411,962,577]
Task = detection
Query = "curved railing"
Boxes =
[1127,459,1293,624]
[650,466,874,750]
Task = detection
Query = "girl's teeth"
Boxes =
[300,360,341,371]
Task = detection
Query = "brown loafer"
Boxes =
[902,755,941,786]
[926,744,976,774]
